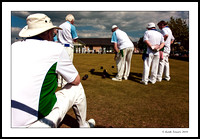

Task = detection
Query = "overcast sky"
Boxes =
[10,2,190,44]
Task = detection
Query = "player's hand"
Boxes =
[114,52,119,61]
[114,54,117,61]
[151,45,155,50]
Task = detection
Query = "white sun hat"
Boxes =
[112,25,118,29]
[19,13,62,37]
[146,22,156,29]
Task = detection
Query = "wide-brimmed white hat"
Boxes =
[146,22,156,29]
[19,13,62,37]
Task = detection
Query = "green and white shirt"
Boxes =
[11,39,78,127]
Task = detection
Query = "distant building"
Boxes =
[74,38,138,54]
[74,38,113,54]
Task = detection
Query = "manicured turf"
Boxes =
[58,53,189,128]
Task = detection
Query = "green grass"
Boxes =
[58,53,189,128]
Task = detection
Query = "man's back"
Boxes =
[58,21,78,46]
[11,39,76,127]
[113,29,134,50]
[143,30,164,55]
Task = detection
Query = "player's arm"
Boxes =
[163,34,168,41]
[144,40,154,50]
[57,48,80,86]
[157,35,165,51]
[158,42,165,50]
[171,39,174,45]
[73,38,77,43]
[171,35,175,45]
[113,42,119,53]
[71,25,78,43]
[70,74,80,85]
[111,31,119,53]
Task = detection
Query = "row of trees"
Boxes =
[137,17,189,54]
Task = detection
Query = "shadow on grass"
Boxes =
[88,69,115,79]
[58,114,79,128]
[128,72,143,83]
[58,114,112,128]
[89,69,142,84]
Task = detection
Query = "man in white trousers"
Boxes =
[157,20,175,82]
[11,13,95,128]
[111,25,134,81]
[57,14,78,87]
[141,23,165,85]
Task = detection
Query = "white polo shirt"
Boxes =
[143,29,164,55]
[11,39,78,127]
[111,29,134,50]
[161,27,175,54]
[57,21,78,48]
